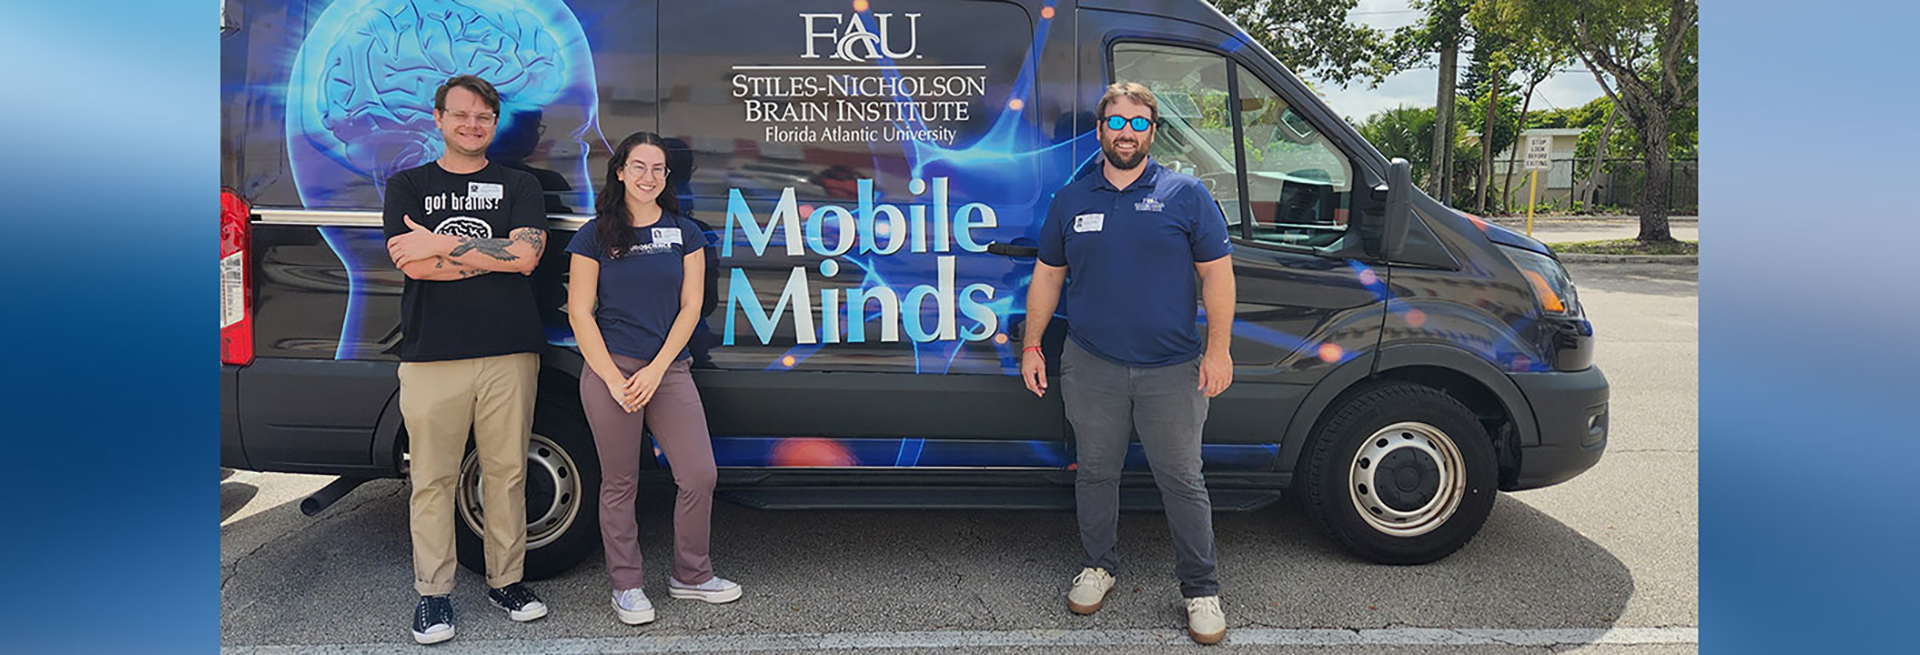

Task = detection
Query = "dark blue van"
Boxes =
[220,0,1606,575]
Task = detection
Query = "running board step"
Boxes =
[715,486,1282,512]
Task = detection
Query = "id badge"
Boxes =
[1072,213,1105,233]
[468,182,503,201]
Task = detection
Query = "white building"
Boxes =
[1465,127,1584,206]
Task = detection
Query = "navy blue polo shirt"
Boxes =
[1038,158,1232,368]
[565,214,709,362]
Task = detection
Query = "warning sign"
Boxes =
[1524,135,1552,171]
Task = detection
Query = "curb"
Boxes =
[1556,253,1697,264]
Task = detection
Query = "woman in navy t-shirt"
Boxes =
[565,132,740,625]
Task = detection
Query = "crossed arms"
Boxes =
[387,214,547,281]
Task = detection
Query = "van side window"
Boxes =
[1110,43,1242,233]
[1235,65,1353,249]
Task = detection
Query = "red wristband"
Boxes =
[1023,346,1044,359]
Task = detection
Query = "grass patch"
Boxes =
[1546,239,1698,255]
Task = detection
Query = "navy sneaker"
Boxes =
[411,595,454,645]
[487,582,549,622]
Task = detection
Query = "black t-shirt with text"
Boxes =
[382,162,547,362]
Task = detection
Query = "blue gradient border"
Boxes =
[1702,0,1920,652]
[0,1,216,653]
[2,0,1918,652]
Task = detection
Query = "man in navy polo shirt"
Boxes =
[1022,82,1237,645]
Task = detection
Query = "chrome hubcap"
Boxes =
[456,433,581,550]
[1348,421,1466,537]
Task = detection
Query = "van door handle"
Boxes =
[986,242,1039,258]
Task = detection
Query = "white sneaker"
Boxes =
[668,576,743,604]
[1067,567,1116,615]
[612,588,656,625]
[1185,595,1226,644]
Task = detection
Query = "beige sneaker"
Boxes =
[1066,567,1116,615]
[1185,595,1226,644]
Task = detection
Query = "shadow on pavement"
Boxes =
[221,477,1633,648]
[220,481,259,522]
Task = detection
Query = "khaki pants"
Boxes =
[398,352,538,596]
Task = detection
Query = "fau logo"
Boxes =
[800,13,921,62]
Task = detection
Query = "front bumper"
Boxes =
[1506,365,1609,490]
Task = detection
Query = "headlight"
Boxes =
[1502,247,1581,316]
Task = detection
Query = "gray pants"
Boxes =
[1061,340,1220,598]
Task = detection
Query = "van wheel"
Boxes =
[453,397,600,581]
[1300,381,1496,564]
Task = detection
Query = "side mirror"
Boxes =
[1381,158,1412,259]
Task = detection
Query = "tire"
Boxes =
[453,394,601,581]
[1300,381,1498,565]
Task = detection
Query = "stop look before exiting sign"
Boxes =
[1524,135,1551,235]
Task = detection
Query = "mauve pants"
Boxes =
[580,355,717,590]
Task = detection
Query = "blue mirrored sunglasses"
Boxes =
[1104,115,1153,132]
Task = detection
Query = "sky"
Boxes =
[1308,0,1607,124]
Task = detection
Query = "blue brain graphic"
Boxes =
[287,0,599,207]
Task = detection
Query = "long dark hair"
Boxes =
[594,132,681,258]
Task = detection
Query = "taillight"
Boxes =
[221,188,253,365]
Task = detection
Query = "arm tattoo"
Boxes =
[511,228,546,254]
[447,236,520,261]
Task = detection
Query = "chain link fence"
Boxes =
[1406,156,1698,216]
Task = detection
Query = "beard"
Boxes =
[1101,135,1148,170]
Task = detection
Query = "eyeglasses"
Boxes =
[443,111,497,125]
[624,162,671,179]
[1104,115,1153,132]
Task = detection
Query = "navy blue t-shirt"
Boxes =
[565,213,709,362]
[1038,158,1232,368]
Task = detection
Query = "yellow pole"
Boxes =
[1526,169,1539,237]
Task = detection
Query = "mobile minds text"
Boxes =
[722,178,1001,347]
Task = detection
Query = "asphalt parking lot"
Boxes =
[220,262,1698,654]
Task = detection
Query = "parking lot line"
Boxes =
[222,626,1698,654]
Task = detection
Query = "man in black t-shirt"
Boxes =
[381,75,551,645]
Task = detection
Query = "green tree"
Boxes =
[1460,29,1517,99]
[1531,96,1611,130]
[1567,97,1695,161]
[1469,3,1574,211]
[1356,105,1436,183]
[1567,96,1621,209]
[1460,88,1522,212]
[1463,35,1511,212]
[1389,0,1472,201]
[1481,0,1698,241]
[1208,0,1396,86]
